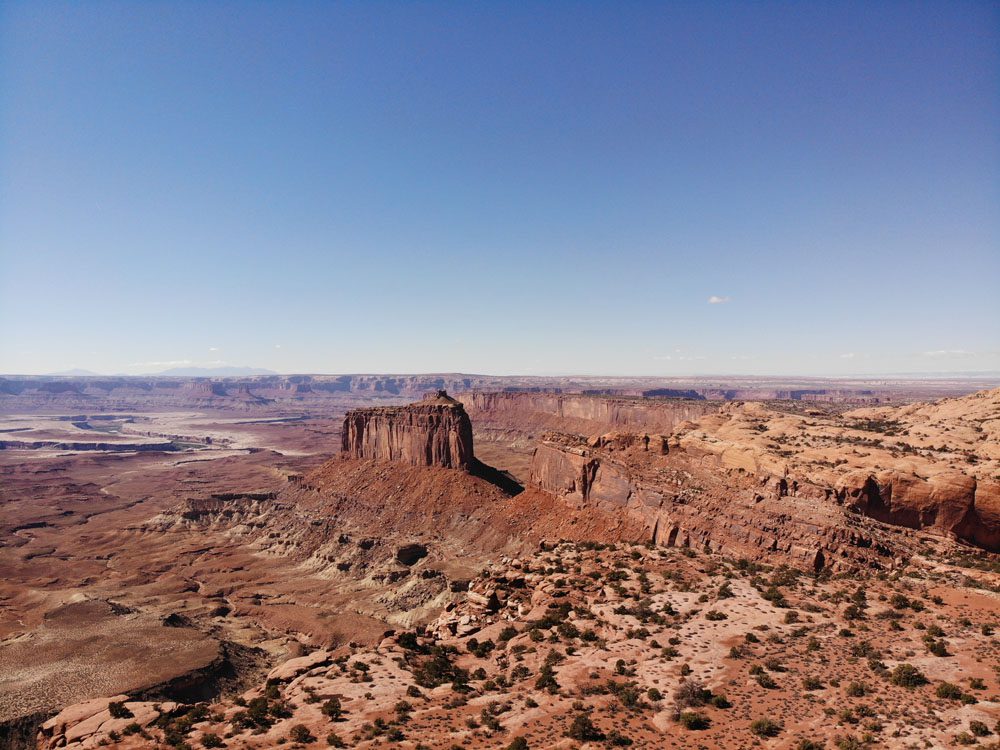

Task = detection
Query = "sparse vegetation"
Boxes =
[890,663,928,688]
[108,701,133,720]
[566,714,603,741]
[33,524,1000,750]
[750,718,783,737]
[678,711,711,730]
[289,724,316,743]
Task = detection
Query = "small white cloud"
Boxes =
[839,353,857,359]
[652,352,705,361]
[707,295,731,304]
[208,347,219,352]
[274,344,282,349]
[921,349,975,358]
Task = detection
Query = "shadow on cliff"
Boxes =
[471,459,524,497]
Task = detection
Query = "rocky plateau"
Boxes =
[1,376,998,749]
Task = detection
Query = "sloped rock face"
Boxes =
[667,390,1000,552]
[465,392,718,435]
[529,436,904,571]
[341,391,474,470]
[528,388,1000,563]
[837,471,1000,551]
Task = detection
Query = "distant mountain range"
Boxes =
[43,366,279,377]
[44,368,105,376]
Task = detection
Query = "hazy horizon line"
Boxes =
[5,369,1000,381]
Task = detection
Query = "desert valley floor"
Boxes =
[1,374,999,750]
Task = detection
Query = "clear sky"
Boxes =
[1,1,998,376]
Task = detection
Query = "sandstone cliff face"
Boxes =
[2,374,989,413]
[639,387,884,402]
[341,391,474,470]
[836,471,1000,551]
[528,435,905,570]
[526,389,1000,561]
[465,392,718,436]
[668,390,1000,552]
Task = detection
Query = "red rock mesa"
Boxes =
[341,390,474,470]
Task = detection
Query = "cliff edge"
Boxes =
[341,391,474,470]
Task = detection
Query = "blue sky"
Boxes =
[1,1,997,376]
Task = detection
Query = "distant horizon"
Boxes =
[6,367,1000,382]
[7,351,1000,379]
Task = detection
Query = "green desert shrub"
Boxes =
[890,663,927,688]
[844,681,867,697]
[565,714,603,741]
[678,711,710,730]
[969,720,991,737]
[108,701,133,719]
[321,697,343,720]
[289,724,316,743]
[936,682,963,700]
[750,718,783,737]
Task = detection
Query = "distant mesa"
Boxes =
[3,373,996,413]
[341,390,474,470]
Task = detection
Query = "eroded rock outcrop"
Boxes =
[529,434,901,570]
[528,388,1000,561]
[341,391,474,470]
[669,390,1000,552]
[836,470,1000,551]
[465,392,718,436]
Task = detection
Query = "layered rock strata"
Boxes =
[464,392,719,438]
[3,374,992,412]
[670,392,1000,551]
[527,388,1000,563]
[529,434,902,571]
[341,391,474,470]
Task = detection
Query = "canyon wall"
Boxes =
[612,387,884,402]
[5,375,992,412]
[529,437,903,570]
[341,391,474,470]
[528,388,1000,560]
[837,470,1000,551]
[667,393,1000,553]
[464,392,719,436]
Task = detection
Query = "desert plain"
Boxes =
[1,373,998,750]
